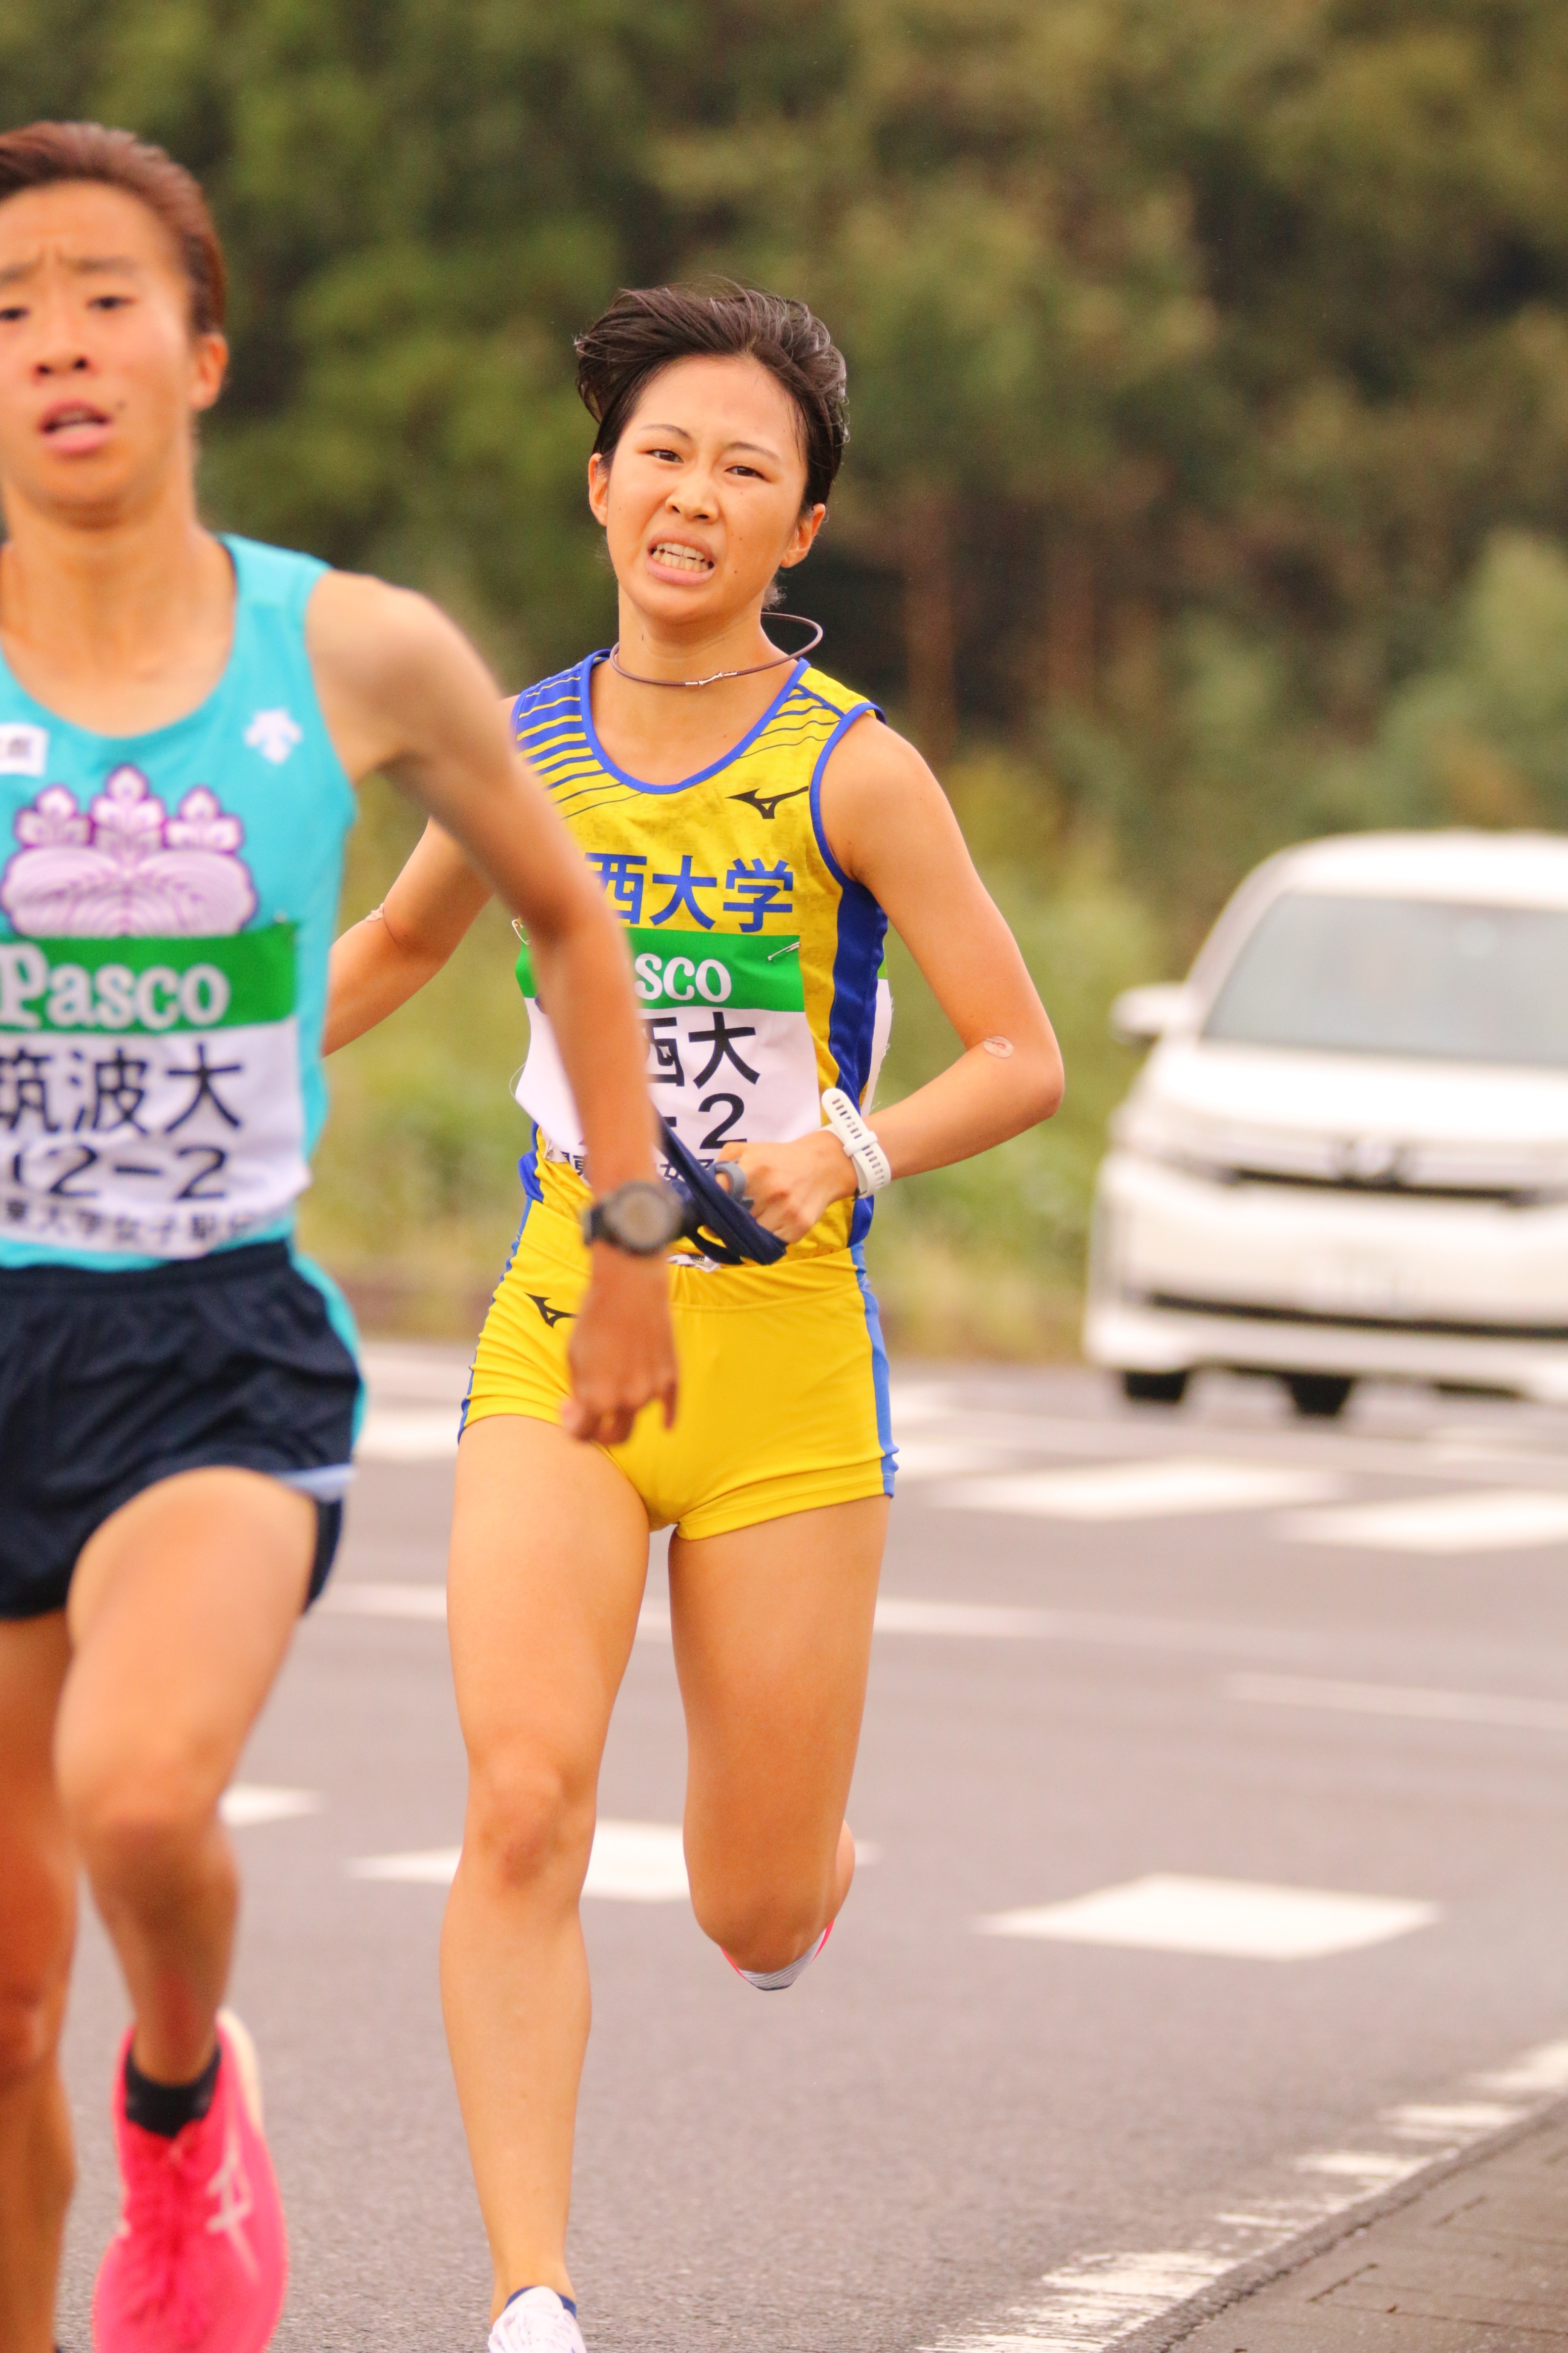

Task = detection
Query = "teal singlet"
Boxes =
[0,535,356,1271]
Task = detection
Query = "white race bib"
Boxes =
[0,927,308,1256]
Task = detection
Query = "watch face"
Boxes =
[611,1183,680,1250]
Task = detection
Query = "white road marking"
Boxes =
[326,1581,447,1620]
[584,1821,689,1900]
[352,1821,879,1897]
[1475,2038,1568,2095]
[1293,2149,1428,2187]
[884,1398,1568,1485]
[324,1583,670,1641]
[977,1873,1438,1960]
[355,1406,460,1461]
[1230,1672,1568,1734]
[351,1820,691,1900]
[887,1381,960,1425]
[1284,1487,1568,1552]
[927,2030,1568,2350]
[929,1458,1340,1520]
[359,1343,470,1402]
[874,1597,1055,1638]
[350,1847,458,1884]
[1381,2102,1524,2144]
[219,1784,320,1827]
[894,1440,1021,1481]
[321,1581,1325,1663]
[925,2251,1232,2352]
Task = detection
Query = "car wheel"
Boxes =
[1121,1369,1189,1406]
[1285,1373,1354,1419]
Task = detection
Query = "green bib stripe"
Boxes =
[0,924,296,1036]
[515,928,806,1014]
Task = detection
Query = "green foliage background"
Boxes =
[8,0,1568,1345]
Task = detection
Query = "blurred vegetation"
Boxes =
[9,1,1568,1344]
[309,764,1160,1348]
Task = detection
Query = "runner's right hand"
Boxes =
[562,1247,678,1445]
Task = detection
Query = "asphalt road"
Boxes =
[53,1355,1568,2352]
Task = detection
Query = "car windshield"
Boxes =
[1202,891,1568,1067]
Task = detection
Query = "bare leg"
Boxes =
[441,1417,650,2317]
[672,1498,887,1972]
[58,1467,313,2084]
[0,1614,75,2353]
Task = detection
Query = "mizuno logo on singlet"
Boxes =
[526,1294,575,1328]
[730,785,810,820]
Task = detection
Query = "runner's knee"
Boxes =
[0,1810,72,2081]
[0,1821,75,2094]
[461,1753,595,1896]
[689,1870,828,1974]
[0,1979,67,2093]
[59,1747,223,1892]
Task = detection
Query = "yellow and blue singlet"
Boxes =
[461,650,898,1536]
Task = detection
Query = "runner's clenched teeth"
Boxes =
[42,402,111,431]
[650,541,714,573]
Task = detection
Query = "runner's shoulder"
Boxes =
[302,568,502,779]
[303,567,463,690]
[795,660,874,721]
[507,659,591,745]
[814,701,947,873]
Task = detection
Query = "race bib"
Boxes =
[512,928,889,1165]
[0,925,308,1256]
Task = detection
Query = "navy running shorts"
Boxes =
[0,1240,361,1622]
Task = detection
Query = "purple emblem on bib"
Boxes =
[1,767,257,938]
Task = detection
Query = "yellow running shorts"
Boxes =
[462,1195,896,1540]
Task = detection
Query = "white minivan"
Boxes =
[1084,831,1568,1415]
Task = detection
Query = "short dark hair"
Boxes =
[574,282,848,508]
[0,121,226,337]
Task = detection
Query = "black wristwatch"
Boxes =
[581,1179,684,1257]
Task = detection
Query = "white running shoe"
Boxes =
[488,2286,586,2353]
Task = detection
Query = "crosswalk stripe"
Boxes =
[350,1819,691,1899]
[1285,1487,1568,1553]
[356,1407,460,1461]
[977,1873,1438,1960]
[320,1581,1323,1661]
[219,1784,320,1827]
[929,1458,1341,1520]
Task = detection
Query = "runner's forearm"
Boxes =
[862,1033,1063,1179]
[324,913,444,1053]
[530,911,661,1191]
[325,820,491,1053]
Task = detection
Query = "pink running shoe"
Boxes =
[94,2011,287,2353]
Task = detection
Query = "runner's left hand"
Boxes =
[563,1248,678,1444]
[727,1131,858,1245]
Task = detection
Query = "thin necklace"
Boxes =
[609,614,823,688]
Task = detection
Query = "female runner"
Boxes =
[327,283,1064,2353]
[0,125,674,2353]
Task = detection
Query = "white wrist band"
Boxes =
[821,1087,892,1196]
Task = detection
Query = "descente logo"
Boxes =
[632,951,734,1005]
[0,943,230,1031]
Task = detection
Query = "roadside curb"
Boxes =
[1136,2088,1568,2351]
